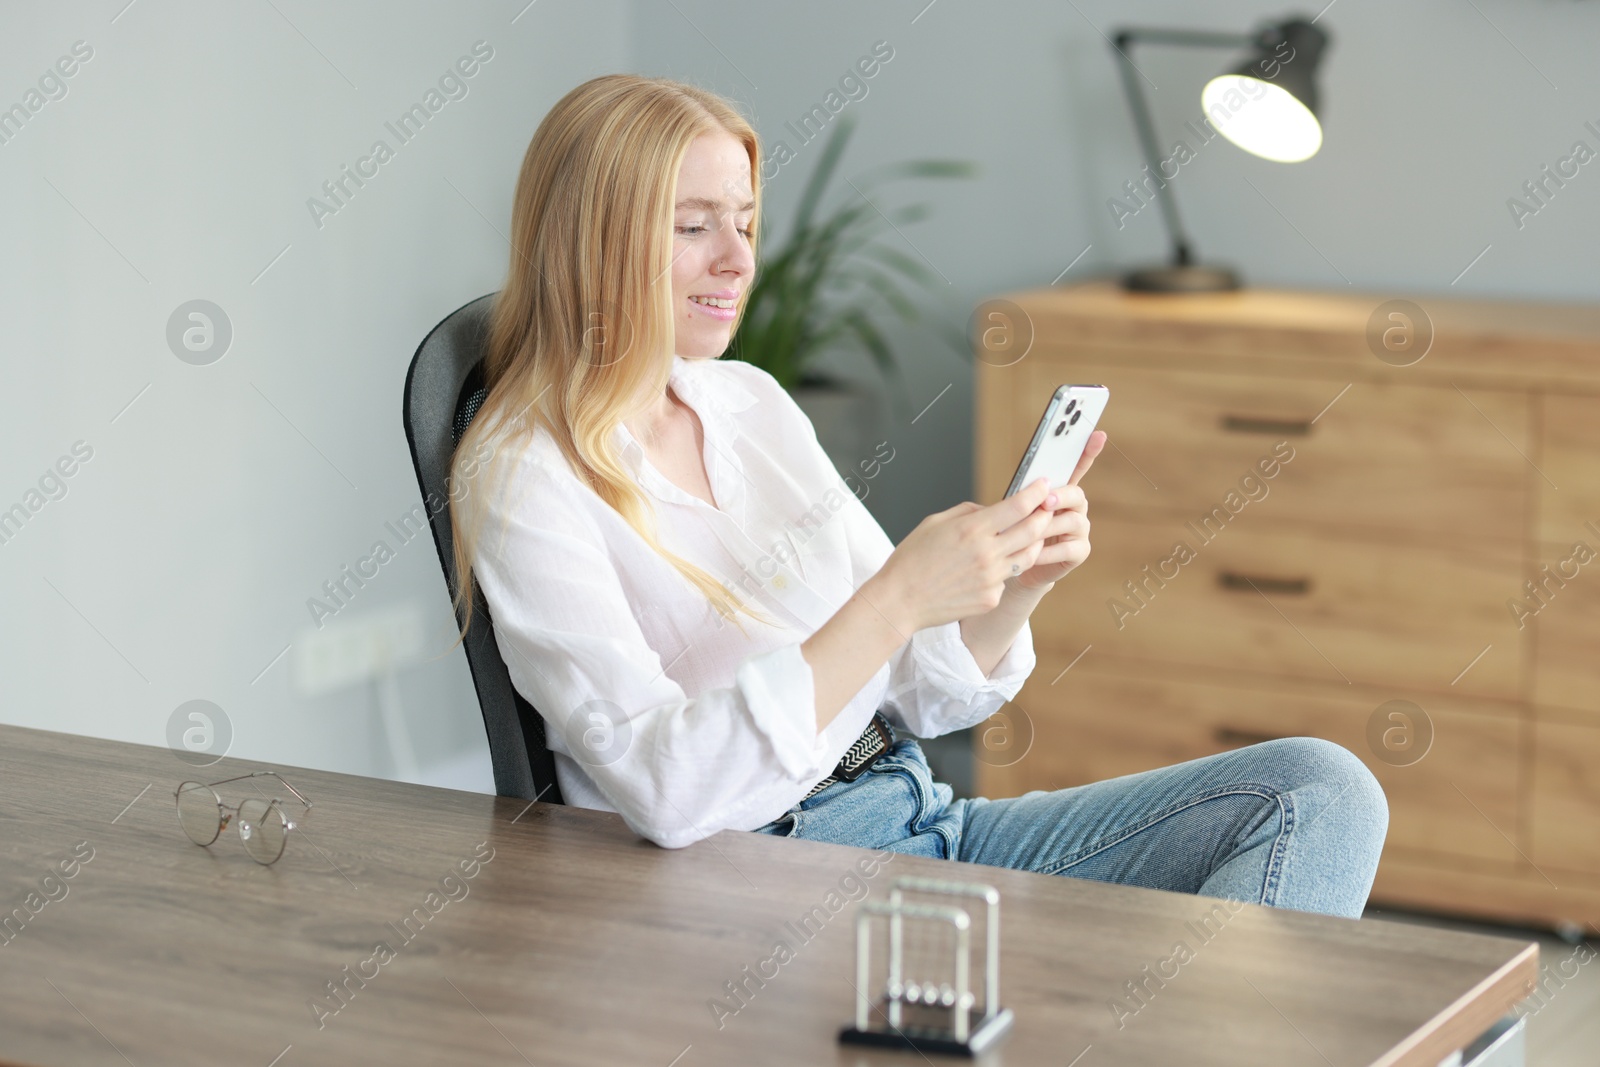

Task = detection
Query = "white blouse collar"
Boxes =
[613,354,761,519]
[667,353,759,416]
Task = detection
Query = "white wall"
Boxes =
[628,0,1600,542]
[0,0,629,789]
[4,0,1596,793]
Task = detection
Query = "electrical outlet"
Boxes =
[292,602,425,697]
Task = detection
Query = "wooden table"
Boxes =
[0,723,1537,1066]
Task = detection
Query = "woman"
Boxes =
[449,74,1387,921]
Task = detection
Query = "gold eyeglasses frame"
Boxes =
[174,771,313,866]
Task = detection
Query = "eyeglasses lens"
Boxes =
[176,782,223,846]
[237,798,288,865]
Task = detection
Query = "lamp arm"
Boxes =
[1115,28,1255,51]
[1110,28,1255,268]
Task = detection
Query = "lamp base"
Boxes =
[1121,264,1242,293]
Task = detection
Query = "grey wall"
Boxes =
[4,0,1596,794]
[1,1,629,790]
[629,0,1600,543]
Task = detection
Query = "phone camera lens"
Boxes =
[1063,398,1077,415]
[1053,420,1065,436]
[1070,410,1082,426]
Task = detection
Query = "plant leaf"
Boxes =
[834,263,923,323]
[853,242,938,287]
[729,112,977,396]
[853,159,981,188]
[791,113,858,236]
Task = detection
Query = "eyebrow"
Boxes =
[675,196,756,212]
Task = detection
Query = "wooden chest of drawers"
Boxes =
[972,282,1600,932]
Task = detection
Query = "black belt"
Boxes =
[803,710,894,801]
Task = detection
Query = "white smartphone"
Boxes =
[1003,384,1109,498]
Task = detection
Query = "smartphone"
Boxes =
[1003,385,1109,498]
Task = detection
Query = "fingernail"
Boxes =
[1045,493,1058,508]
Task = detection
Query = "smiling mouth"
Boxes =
[688,295,739,320]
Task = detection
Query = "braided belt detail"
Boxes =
[803,710,894,801]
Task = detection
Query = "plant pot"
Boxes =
[790,373,880,477]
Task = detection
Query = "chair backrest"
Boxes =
[402,292,564,804]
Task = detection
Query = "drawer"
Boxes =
[1529,541,1600,715]
[1001,360,1530,553]
[1540,393,1600,543]
[975,666,1523,865]
[1031,515,1526,702]
[1532,718,1600,875]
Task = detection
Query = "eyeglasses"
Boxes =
[174,772,313,865]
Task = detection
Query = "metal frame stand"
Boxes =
[839,877,1015,1057]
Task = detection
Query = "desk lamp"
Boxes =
[1110,17,1330,292]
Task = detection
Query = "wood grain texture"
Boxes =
[1023,513,1525,703]
[1010,361,1531,554]
[0,724,1537,1067]
[992,282,1600,393]
[976,281,1600,931]
[1372,855,1600,935]
[1540,394,1600,540]
[1529,535,1600,716]
[1532,718,1600,876]
[976,663,1523,866]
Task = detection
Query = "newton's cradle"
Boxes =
[839,876,1014,1057]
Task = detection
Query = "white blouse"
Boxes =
[467,352,1036,848]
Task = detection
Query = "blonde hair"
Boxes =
[447,74,780,649]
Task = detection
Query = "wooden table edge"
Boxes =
[1373,939,1538,1067]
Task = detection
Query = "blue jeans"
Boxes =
[753,730,1388,920]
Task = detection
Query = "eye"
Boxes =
[675,220,754,239]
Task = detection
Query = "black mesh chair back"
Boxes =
[402,293,563,804]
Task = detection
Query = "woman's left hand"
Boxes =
[1008,430,1106,592]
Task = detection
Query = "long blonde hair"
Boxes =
[447,74,780,649]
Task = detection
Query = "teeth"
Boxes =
[690,295,736,309]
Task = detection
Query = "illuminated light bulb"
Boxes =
[1201,74,1323,163]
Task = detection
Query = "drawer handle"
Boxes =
[1213,726,1285,748]
[1217,571,1311,596]
[1209,572,1312,598]
[1220,415,1313,436]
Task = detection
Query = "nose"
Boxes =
[715,217,755,275]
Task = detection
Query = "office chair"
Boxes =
[402,292,564,805]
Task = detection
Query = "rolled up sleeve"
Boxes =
[884,616,1036,739]
[824,460,1039,740]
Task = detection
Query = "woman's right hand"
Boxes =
[866,477,1058,633]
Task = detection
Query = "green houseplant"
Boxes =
[728,112,978,428]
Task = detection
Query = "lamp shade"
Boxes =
[1201,19,1328,163]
